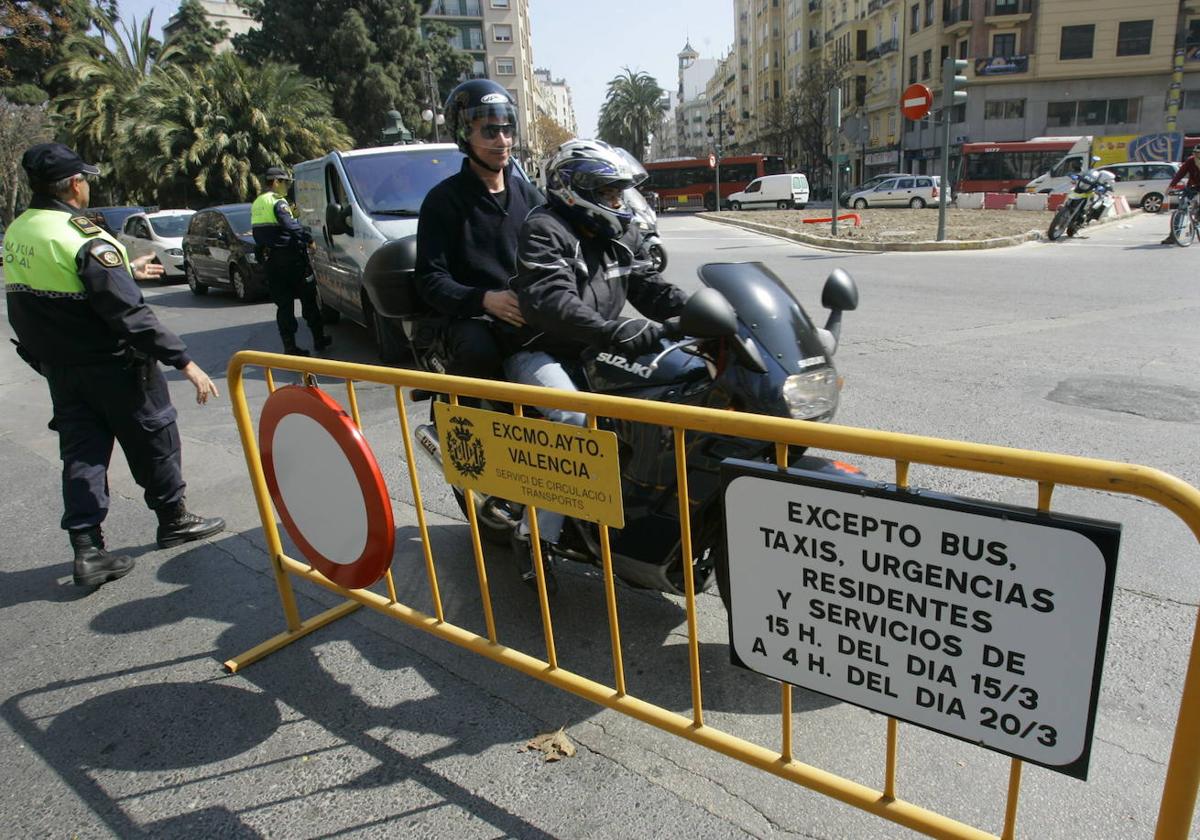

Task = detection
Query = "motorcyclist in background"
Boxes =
[505,138,688,587]
[1161,146,1200,245]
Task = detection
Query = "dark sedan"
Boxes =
[181,204,267,301]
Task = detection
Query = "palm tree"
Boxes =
[596,68,665,161]
[47,8,180,172]
[120,52,352,205]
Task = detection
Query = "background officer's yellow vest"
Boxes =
[3,209,129,293]
[251,191,287,225]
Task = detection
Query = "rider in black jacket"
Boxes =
[415,79,543,376]
[504,138,687,586]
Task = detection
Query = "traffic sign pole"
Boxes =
[830,87,841,236]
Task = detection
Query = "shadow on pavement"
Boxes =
[2,518,837,835]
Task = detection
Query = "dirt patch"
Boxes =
[699,208,1052,243]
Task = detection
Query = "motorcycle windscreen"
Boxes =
[697,262,830,375]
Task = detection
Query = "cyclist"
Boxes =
[1161,147,1200,244]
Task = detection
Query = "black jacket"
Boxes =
[6,197,191,369]
[511,205,687,357]
[414,159,543,318]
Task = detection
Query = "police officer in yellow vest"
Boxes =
[251,166,329,355]
[4,142,225,588]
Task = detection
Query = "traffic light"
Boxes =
[942,58,968,111]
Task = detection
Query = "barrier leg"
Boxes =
[224,598,362,673]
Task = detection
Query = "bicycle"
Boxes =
[1167,187,1199,246]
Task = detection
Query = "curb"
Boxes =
[697,209,1140,252]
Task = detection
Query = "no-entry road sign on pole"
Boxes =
[901,83,934,121]
[709,153,717,168]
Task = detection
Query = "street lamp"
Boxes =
[421,108,445,143]
[705,104,736,212]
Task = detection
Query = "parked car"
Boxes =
[724,173,810,210]
[1097,161,1178,213]
[86,205,146,235]
[181,204,267,301]
[117,209,195,279]
[839,173,906,207]
[848,175,948,209]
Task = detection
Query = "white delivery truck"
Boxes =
[1022,137,1093,194]
[292,143,465,362]
[723,173,810,210]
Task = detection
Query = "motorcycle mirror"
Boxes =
[821,268,859,312]
[679,287,738,338]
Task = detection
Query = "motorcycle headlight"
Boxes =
[245,252,258,264]
[782,368,839,421]
[166,248,183,257]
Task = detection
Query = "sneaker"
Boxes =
[510,532,557,595]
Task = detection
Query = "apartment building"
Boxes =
[904,0,1200,177]
[162,0,256,51]
[424,0,539,155]
[533,68,578,136]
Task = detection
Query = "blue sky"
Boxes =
[116,0,735,136]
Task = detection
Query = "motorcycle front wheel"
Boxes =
[1047,206,1071,241]
[648,242,668,272]
[1170,208,1195,247]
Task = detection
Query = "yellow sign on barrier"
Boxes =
[434,402,624,527]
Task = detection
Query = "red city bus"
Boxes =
[643,154,786,211]
[957,138,1082,193]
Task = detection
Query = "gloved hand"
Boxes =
[603,318,665,357]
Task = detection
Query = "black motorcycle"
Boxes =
[408,263,860,607]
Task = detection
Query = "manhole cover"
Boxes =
[1047,376,1200,422]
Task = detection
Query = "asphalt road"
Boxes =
[1,210,1198,839]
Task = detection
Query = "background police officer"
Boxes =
[251,166,329,356]
[4,142,226,588]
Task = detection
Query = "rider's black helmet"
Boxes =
[444,79,518,154]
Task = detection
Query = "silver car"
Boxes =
[117,210,196,278]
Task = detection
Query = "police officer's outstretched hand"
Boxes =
[182,361,220,405]
[131,254,165,282]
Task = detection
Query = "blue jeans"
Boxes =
[501,350,587,544]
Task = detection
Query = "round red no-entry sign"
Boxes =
[901,83,933,121]
[708,153,716,168]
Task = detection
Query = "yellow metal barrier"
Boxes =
[226,350,1200,840]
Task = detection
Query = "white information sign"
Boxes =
[722,462,1119,779]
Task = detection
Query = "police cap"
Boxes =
[263,166,292,181]
[22,143,101,181]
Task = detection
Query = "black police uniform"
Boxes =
[6,195,193,531]
[414,159,543,377]
[250,187,327,353]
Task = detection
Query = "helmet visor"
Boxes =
[462,103,518,128]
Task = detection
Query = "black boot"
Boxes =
[70,526,135,587]
[510,532,557,595]
[314,333,333,351]
[282,341,310,356]
[156,501,226,549]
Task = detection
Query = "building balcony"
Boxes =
[972,53,1030,76]
[867,0,894,13]
[942,0,972,33]
[877,37,898,57]
[985,0,1032,23]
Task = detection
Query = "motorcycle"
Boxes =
[626,186,668,272]
[1047,167,1116,241]
[409,263,860,608]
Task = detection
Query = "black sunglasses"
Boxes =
[479,123,516,140]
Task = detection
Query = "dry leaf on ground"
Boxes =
[519,727,577,762]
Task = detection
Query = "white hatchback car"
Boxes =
[849,175,948,209]
[117,210,196,278]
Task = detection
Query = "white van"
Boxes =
[292,143,466,361]
[1024,136,1093,194]
[724,173,810,210]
